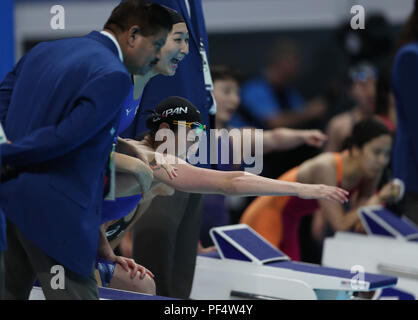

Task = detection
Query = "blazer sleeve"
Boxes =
[1,71,131,166]
[394,49,418,160]
[0,55,27,126]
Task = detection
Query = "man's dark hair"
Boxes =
[104,0,172,36]
[210,64,241,83]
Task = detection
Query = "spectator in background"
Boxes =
[391,0,418,225]
[325,62,377,152]
[336,13,394,71]
[125,0,216,299]
[229,39,328,180]
[230,39,327,131]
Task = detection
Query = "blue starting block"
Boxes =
[359,205,418,241]
[322,206,418,300]
[190,224,397,300]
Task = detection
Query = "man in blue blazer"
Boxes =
[126,0,216,299]
[0,0,14,299]
[392,43,418,226]
[0,0,172,299]
[0,208,5,299]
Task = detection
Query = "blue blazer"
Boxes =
[0,208,5,251]
[392,43,418,194]
[0,31,131,277]
[0,148,4,251]
[123,0,213,168]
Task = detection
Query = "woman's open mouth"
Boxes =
[171,57,181,68]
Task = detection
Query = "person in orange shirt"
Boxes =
[241,118,402,261]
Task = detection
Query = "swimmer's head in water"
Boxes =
[346,118,393,178]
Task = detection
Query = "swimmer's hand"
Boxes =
[301,130,328,148]
[197,241,217,255]
[114,256,154,280]
[133,160,154,193]
[117,138,178,180]
[116,137,150,165]
[298,183,349,203]
[353,220,367,234]
[378,179,404,203]
[149,153,178,180]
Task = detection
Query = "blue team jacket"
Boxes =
[0,31,131,277]
[392,43,418,194]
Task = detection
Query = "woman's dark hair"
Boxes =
[344,118,391,150]
[396,0,418,51]
[104,0,172,36]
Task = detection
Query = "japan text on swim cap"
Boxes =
[146,96,203,129]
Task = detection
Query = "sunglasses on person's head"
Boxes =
[350,67,377,82]
[172,120,206,133]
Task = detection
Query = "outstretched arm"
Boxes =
[262,128,327,154]
[115,143,348,202]
[153,154,349,203]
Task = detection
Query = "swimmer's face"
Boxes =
[153,23,189,76]
[355,134,392,178]
[125,27,168,75]
[351,76,376,116]
[156,122,205,160]
[176,126,205,160]
[175,127,198,159]
[214,78,240,124]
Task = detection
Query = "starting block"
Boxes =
[322,205,418,300]
[359,205,418,241]
[190,224,397,300]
